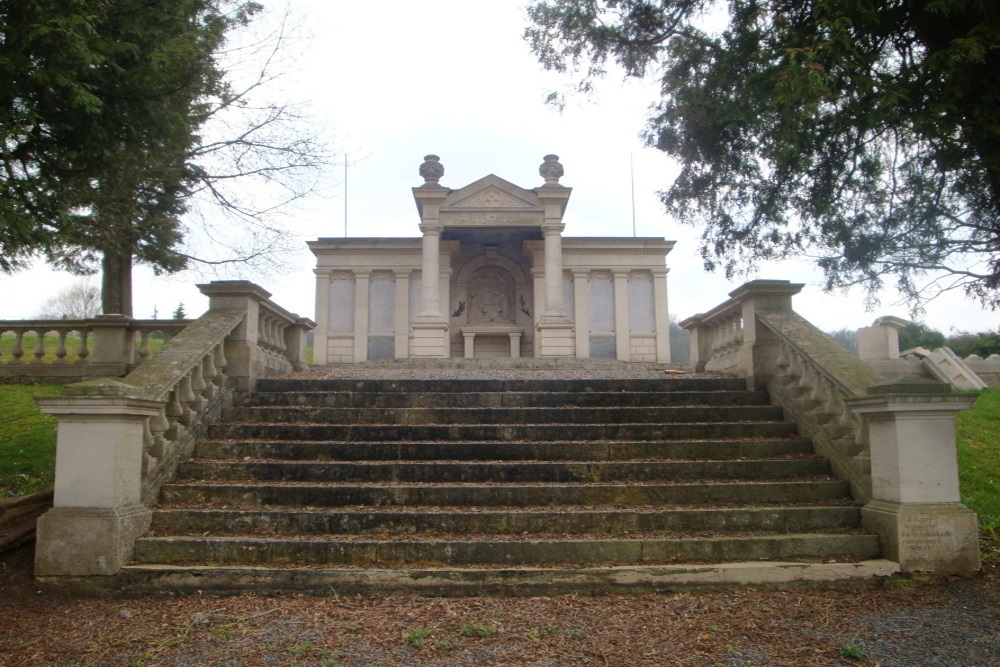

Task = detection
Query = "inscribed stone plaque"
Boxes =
[589,275,615,333]
[328,273,355,333]
[368,273,395,334]
[628,274,655,333]
[469,266,515,324]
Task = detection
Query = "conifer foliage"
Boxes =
[525,0,1000,308]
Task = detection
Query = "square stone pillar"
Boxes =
[394,270,411,359]
[846,378,980,573]
[198,281,266,391]
[858,315,908,361]
[88,314,135,376]
[652,269,671,363]
[613,271,630,361]
[353,270,370,362]
[572,270,590,359]
[312,270,332,364]
[35,386,164,576]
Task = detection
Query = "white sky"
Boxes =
[1,0,996,335]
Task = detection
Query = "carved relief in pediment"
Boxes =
[455,187,527,209]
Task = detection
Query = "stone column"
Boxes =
[410,155,451,358]
[419,224,443,318]
[846,378,980,573]
[653,269,671,363]
[353,270,370,362]
[613,270,630,361]
[312,269,331,364]
[573,270,590,358]
[534,155,574,358]
[394,270,411,359]
[35,387,164,576]
[531,267,545,358]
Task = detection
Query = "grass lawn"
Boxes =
[0,384,61,498]
[956,388,1000,532]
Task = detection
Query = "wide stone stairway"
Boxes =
[121,368,893,594]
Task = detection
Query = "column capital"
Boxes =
[419,222,444,235]
[612,269,631,279]
[572,269,590,279]
[393,269,412,279]
[651,268,671,278]
[541,221,565,235]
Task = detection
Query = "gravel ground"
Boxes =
[1,542,998,666]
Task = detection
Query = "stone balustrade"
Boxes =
[33,281,314,577]
[683,279,980,573]
[0,317,191,383]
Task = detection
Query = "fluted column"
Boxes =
[653,268,671,362]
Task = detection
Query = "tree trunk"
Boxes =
[101,249,134,316]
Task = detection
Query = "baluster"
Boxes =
[32,330,46,361]
[55,330,68,362]
[142,419,157,474]
[165,387,185,440]
[149,406,170,458]
[137,331,152,361]
[178,374,196,426]
[786,352,807,396]
[201,354,218,400]
[213,343,228,389]
[274,322,287,354]
[190,363,207,414]
[77,330,90,361]
[11,331,24,360]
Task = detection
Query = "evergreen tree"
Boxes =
[526,0,1000,308]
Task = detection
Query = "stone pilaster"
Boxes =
[613,271,630,361]
[653,269,671,362]
[312,269,331,364]
[394,270,411,359]
[573,270,590,358]
[353,270,370,362]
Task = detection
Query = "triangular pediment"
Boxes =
[443,174,541,212]
[438,174,543,228]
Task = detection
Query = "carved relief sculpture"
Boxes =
[468,266,516,323]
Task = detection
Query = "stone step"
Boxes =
[160,480,851,507]
[254,377,749,394]
[176,458,831,484]
[150,505,862,536]
[194,438,816,462]
[110,560,900,596]
[244,390,773,409]
[132,533,882,566]
[206,421,800,442]
[221,404,786,425]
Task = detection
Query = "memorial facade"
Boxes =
[309,155,675,363]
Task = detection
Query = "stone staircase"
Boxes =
[119,371,894,594]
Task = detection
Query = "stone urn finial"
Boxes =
[419,154,444,186]
[539,154,564,186]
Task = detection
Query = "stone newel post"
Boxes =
[35,383,164,576]
[846,377,980,573]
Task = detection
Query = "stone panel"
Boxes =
[629,273,655,333]
[328,273,355,333]
[368,273,395,334]
[589,274,615,334]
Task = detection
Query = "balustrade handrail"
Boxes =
[757,310,884,399]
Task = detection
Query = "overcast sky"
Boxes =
[2,0,996,335]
